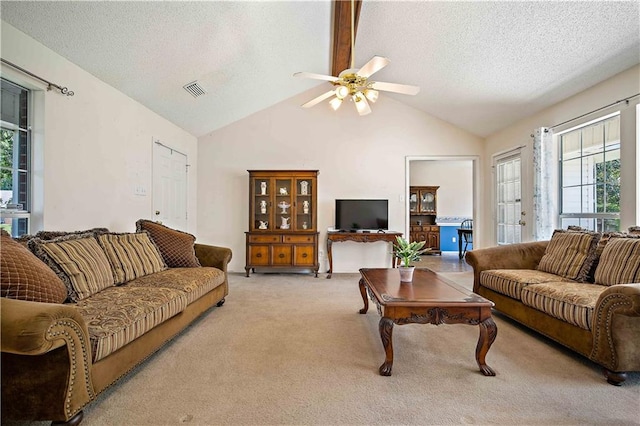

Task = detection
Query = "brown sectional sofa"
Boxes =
[1,225,232,425]
[466,231,640,385]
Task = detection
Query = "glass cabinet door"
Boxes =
[296,178,312,231]
[409,189,418,213]
[420,190,436,213]
[275,178,293,230]
[253,178,271,230]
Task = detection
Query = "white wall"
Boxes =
[409,160,473,218]
[482,65,640,246]
[198,86,483,273]
[0,22,198,233]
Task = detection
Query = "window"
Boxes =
[558,114,620,232]
[0,78,31,237]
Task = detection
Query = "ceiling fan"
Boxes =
[294,0,419,116]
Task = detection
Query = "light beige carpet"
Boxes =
[10,272,640,425]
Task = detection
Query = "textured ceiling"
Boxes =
[1,1,639,138]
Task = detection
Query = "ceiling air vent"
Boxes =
[183,81,206,98]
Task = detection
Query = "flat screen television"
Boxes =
[335,199,388,231]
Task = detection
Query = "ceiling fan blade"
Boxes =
[293,72,339,82]
[370,81,420,96]
[357,56,390,78]
[301,90,336,108]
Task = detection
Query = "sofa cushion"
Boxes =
[480,269,574,300]
[537,229,599,282]
[136,219,200,268]
[75,286,188,362]
[594,237,640,286]
[0,230,67,303]
[125,267,225,305]
[29,234,115,302]
[97,232,167,285]
[521,282,605,330]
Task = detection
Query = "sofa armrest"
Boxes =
[1,297,95,421]
[465,241,549,292]
[591,283,640,372]
[194,243,232,272]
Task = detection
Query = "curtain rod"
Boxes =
[549,93,639,130]
[0,58,74,96]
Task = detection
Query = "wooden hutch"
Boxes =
[245,170,319,276]
[409,186,441,254]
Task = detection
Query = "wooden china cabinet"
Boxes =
[409,186,441,254]
[245,170,319,277]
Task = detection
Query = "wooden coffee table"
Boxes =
[359,268,497,376]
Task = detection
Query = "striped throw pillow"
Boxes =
[537,230,600,281]
[594,237,640,286]
[29,234,115,302]
[98,232,167,284]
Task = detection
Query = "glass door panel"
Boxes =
[295,178,312,231]
[496,154,523,245]
[253,178,271,230]
[275,178,293,230]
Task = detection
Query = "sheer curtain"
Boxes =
[532,127,557,240]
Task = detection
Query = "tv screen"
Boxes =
[335,199,388,231]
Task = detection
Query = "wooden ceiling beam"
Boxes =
[331,0,362,77]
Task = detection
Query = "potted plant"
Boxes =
[393,236,430,282]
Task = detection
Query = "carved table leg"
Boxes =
[379,317,395,376]
[476,317,497,376]
[359,278,369,314]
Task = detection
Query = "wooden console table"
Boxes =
[326,231,402,279]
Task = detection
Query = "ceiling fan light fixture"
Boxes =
[335,85,349,100]
[329,97,343,111]
[353,93,371,115]
[364,89,379,103]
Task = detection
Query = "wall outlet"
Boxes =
[452,237,456,243]
[319,250,324,258]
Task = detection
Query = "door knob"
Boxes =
[518,220,526,226]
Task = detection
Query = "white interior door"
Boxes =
[153,142,187,230]
[494,150,526,245]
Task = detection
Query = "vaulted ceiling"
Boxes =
[1,1,638,138]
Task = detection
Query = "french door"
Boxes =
[494,149,526,245]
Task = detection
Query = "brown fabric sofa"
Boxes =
[1,235,232,425]
[465,236,640,385]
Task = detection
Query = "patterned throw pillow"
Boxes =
[0,230,67,303]
[594,237,640,286]
[35,227,110,241]
[135,220,201,268]
[29,233,115,302]
[97,232,167,284]
[537,229,600,282]
[628,226,640,235]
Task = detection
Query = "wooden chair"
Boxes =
[460,219,473,258]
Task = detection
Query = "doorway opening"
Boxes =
[405,156,479,256]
